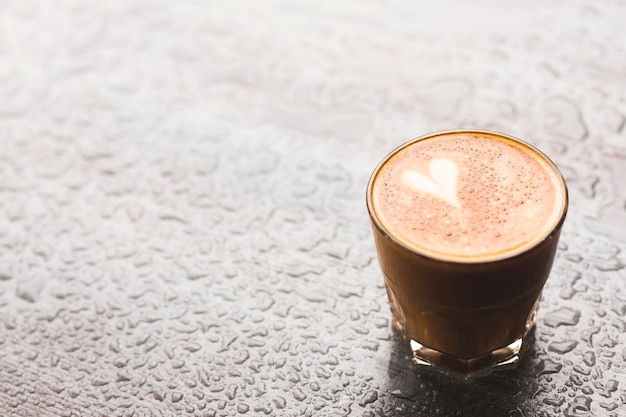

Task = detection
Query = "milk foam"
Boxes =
[402,158,461,208]
[370,132,567,262]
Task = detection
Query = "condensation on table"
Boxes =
[0,1,624,416]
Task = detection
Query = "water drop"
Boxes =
[548,340,578,354]
[538,358,563,376]
[253,404,273,415]
[600,380,619,398]
[592,257,625,271]
[597,335,618,348]
[358,390,378,407]
[610,298,626,316]
[293,388,306,401]
[544,307,581,327]
[542,396,565,407]
[582,351,596,367]
[564,396,591,417]
[272,396,287,409]
[559,287,576,300]
[600,401,619,412]
[16,279,44,303]
[91,376,109,387]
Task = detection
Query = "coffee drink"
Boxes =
[367,130,568,378]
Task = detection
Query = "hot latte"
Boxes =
[367,130,568,378]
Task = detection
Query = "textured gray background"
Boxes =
[0,0,625,416]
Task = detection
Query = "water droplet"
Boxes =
[542,396,565,407]
[253,404,273,415]
[314,367,331,379]
[548,340,578,354]
[559,287,577,300]
[272,396,287,409]
[597,335,618,348]
[116,372,131,382]
[569,374,583,386]
[233,350,249,365]
[358,390,378,407]
[48,383,65,394]
[573,365,591,376]
[360,340,379,352]
[580,326,601,346]
[16,278,44,303]
[112,357,129,368]
[581,386,594,395]
[610,297,626,316]
[600,401,619,411]
[544,307,581,327]
[592,257,625,271]
[91,376,109,387]
[293,388,307,402]
[600,379,619,398]
[0,260,13,281]
[582,351,596,367]
[564,396,591,417]
[538,358,563,376]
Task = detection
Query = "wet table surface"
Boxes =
[0,1,625,416]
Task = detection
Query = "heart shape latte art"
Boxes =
[401,158,461,208]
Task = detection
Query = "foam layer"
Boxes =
[370,131,567,262]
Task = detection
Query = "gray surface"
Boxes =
[0,0,625,416]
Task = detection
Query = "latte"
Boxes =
[367,130,569,377]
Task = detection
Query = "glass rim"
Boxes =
[366,129,569,264]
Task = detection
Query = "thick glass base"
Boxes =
[408,337,524,380]
[387,284,541,380]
